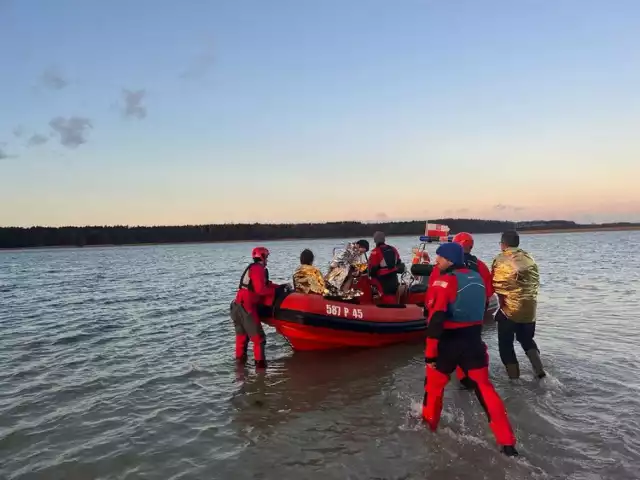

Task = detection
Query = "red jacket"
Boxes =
[234,262,274,315]
[368,244,401,277]
[424,267,484,360]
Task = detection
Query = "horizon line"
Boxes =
[1,217,636,230]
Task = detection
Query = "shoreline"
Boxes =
[519,225,640,235]
[1,225,638,251]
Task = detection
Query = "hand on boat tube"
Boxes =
[275,283,293,296]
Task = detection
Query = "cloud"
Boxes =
[40,66,69,90]
[13,126,26,138]
[493,204,526,212]
[121,89,147,119]
[0,146,16,160]
[374,212,389,220]
[49,116,92,148]
[180,48,215,80]
[27,133,49,147]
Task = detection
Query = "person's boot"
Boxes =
[526,349,546,379]
[501,445,519,457]
[505,363,520,380]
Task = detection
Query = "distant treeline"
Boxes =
[0,219,638,249]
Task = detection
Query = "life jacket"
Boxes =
[373,244,400,294]
[238,262,269,292]
[464,253,479,272]
[445,270,486,323]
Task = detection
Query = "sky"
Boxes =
[1,0,639,227]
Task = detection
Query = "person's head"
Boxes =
[435,242,465,271]
[500,230,520,251]
[373,231,386,246]
[300,248,314,265]
[356,239,370,254]
[452,232,474,254]
[251,246,270,265]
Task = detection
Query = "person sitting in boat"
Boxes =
[368,231,404,304]
[293,249,327,295]
[324,239,369,298]
[230,246,275,369]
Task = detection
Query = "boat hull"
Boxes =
[259,292,426,351]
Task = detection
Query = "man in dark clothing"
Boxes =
[368,231,403,304]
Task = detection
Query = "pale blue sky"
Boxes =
[1,0,639,226]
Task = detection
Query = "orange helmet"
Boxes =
[251,246,270,261]
[452,232,474,250]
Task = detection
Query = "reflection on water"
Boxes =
[1,231,639,479]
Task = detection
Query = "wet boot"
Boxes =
[526,349,546,379]
[501,445,519,457]
[505,363,520,380]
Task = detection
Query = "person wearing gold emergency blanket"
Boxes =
[293,249,327,295]
[491,230,545,380]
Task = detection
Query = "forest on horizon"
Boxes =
[1,218,638,249]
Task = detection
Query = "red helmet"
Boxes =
[452,232,474,250]
[251,246,270,260]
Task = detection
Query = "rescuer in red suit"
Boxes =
[422,242,518,457]
[368,231,403,304]
[230,246,275,368]
[451,232,494,390]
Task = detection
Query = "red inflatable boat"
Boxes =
[258,292,426,351]
[257,263,434,351]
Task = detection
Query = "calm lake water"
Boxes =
[1,231,639,480]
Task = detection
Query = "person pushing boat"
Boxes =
[231,246,276,369]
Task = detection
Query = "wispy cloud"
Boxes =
[27,133,49,147]
[49,116,92,148]
[0,146,16,160]
[40,66,69,90]
[13,126,26,138]
[180,47,215,80]
[121,89,147,119]
[493,204,525,212]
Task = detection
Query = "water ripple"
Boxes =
[1,233,639,479]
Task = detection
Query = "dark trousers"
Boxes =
[496,310,538,365]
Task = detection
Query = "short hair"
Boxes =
[501,230,520,248]
[356,239,370,251]
[300,249,314,265]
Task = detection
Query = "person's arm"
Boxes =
[249,264,274,297]
[425,276,454,364]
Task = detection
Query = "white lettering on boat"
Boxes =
[325,304,364,319]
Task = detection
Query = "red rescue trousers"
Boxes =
[230,301,266,362]
[422,328,516,447]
